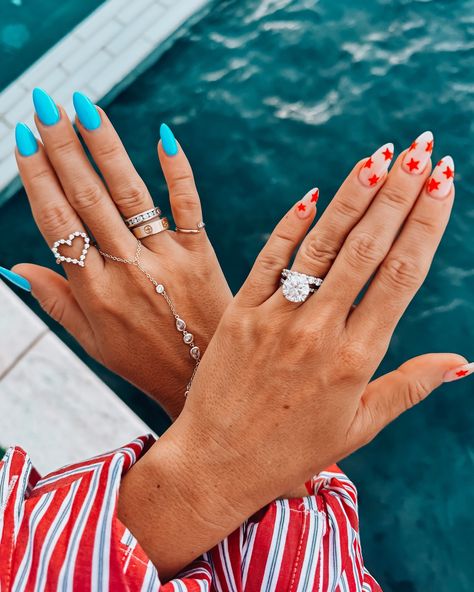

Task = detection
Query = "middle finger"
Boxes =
[32,88,134,253]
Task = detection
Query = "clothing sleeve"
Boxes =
[1,443,380,592]
[0,436,213,591]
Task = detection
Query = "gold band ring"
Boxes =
[175,221,206,234]
[125,207,162,229]
[132,217,170,239]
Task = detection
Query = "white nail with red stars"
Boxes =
[427,155,455,198]
[403,131,434,174]
[359,143,394,187]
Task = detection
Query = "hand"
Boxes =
[119,134,469,576]
[13,91,232,419]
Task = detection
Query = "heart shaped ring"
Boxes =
[51,231,91,267]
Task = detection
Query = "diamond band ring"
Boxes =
[125,207,162,229]
[280,269,323,303]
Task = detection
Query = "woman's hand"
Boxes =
[13,90,232,419]
[119,134,470,577]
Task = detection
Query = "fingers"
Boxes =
[74,96,155,220]
[291,142,394,279]
[350,156,455,338]
[158,124,204,235]
[354,353,468,444]
[32,89,132,252]
[236,189,317,307]
[314,132,433,315]
[15,130,104,276]
[12,263,98,358]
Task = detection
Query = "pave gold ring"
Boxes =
[125,207,162,229]
[280,269,323,303]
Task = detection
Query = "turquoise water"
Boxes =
[0,0,103,89]
[1,0,474,589]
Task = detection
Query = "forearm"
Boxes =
[117,418,264,580]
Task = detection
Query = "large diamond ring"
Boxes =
[280,269,323,303]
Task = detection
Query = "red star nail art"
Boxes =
[295,187,319,219]
[406,158,420,172]
[368,174,380,186]
[425,140,434,152]
[311,189,319,203]
[359,143,393,187]
[403,132,433,175]
[427,155,455,198]
[297,203,306,211]
[443,362,474,382]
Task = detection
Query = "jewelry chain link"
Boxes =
[99,240,199,397]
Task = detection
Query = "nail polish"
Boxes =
[359,143,394,187]
[426,156,455,199]
[443,362,474,382]
[15,123,38,157]
[32,87,60,126]
[295,187,319,219]
[73,92,101,131]
[160,123,178,156]
[0,266,31,292]
[403,131,433,175]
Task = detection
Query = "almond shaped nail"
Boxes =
[443,362,474,382]
[427,155,455,199]
[403,131,433,175]
[359,143,394,187]
[295,187,319,219]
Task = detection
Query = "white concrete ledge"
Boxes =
[0,0,210,202]
[0,282,151,474]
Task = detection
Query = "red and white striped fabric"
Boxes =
[0,436,381,591]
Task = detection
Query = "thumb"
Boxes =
[12,263,98,357]
[357,353,471,443]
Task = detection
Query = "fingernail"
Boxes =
[403,131,433,174]
[426,156,455,199]
[359,143,394,187]
[160,123,178,157]
[443,362,474,383]
[73,91,101,131]
[15,123,38,157]
[0,266,31,292]
[295,187,319,219]
[33,87,60,126]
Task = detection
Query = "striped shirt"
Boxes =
[0,436,381,591]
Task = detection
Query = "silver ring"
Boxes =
[175,221,206,234]
[125,207,162,228]
[280,269,323,303]
[51,231,91,267]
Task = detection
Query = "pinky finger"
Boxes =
[12,263,99,359]
[158,124,204,234]
[236,188,318,308]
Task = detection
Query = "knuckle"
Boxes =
[338,341,369,378]
[302,234,339,267]
[345,232,384,266]
[403,377,432,409]
[333,197,362,220]
[94,141,123,160]
[49,136,76,158]
[29,168,52,185]
[379,184,411,209]
[410,214,440,236]
[40,203,73,236]
[257,252,285,275]
[70,184,103,211]
[380,256,422,291]
[40,295,66,325]
[169,175,198,211]
[113,183,150,210]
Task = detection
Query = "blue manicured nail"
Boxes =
[73,91,101,131]
[32,87,60,126]
[15,123,38,157]
[0,266,31,292]
[160,123,178,157]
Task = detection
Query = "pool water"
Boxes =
[1,0,473,589]
[0,0,103,90]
